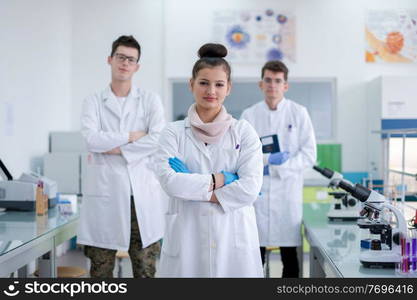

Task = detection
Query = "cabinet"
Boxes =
[367,76,417,180]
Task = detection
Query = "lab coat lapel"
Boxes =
[103,87,121,119]
[184,118,211,160]
[122,87,139,121]
[262,98,288,135]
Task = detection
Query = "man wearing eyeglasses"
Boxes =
[78,35,166,278]
[241,60,316,277]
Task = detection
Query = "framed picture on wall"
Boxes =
[365,9,417,63]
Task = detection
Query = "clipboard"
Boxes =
[260,134,280,153]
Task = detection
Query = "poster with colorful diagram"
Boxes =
[366,10,417,63]
[212,9,295,63]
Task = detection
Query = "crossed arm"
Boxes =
[104,131,146,154]
[81,95,165,162]
[167,157,233,204]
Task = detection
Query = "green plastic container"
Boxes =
[316,144,342,172]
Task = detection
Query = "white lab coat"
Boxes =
[241,99,316,246]
[77,85,167,250]
[154,116,264,277]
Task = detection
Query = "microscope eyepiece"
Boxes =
[313,165,334,179]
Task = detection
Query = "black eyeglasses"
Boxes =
[113,53,138,65]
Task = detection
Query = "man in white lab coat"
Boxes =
[241,61,316,277]
[77,35,166,278]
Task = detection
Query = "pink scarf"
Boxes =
[188,104,233,144]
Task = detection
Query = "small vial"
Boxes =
[410,229,417,276]
[396,235,409,276]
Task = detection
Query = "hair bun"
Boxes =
[198,43,227,59]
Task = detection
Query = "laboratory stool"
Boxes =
[265,247,279,278]
[56,266,87,278]
[34,266,87,278]
[116,251,129,278]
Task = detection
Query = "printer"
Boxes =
[19,172,58,207]
[0,159,58,211]
[0,181,37,211]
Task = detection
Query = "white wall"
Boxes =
[70,0,165,129]
[2,0,417,176]
[0,0,72,176]
[164,0,417,173]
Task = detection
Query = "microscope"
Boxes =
[313,165,408,268]
[311,166,361,221]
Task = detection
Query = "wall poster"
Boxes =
[366,10,417,63]
[212,9,296,63]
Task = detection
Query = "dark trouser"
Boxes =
[260,246,299,278]
[84,197,161,278]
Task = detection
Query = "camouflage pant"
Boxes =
[84,198,161,278]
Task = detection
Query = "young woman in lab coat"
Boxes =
[154,43,264,277]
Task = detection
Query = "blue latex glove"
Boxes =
[168,157,191,173]
[263,165,270,176]
[221,170,239,185]
[268,151,290,165]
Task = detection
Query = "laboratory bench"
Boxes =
[303,202,399,278]
[0,206,79,277]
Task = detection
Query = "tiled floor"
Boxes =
[57,247,310,278]
[267,252,310,278]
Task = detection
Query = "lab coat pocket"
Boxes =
[233,207,259,250]
[220,148,239,173]
[162,213,180,256]
[133,116,147,132]
[83,161,110,197]
[281,127,298,152]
